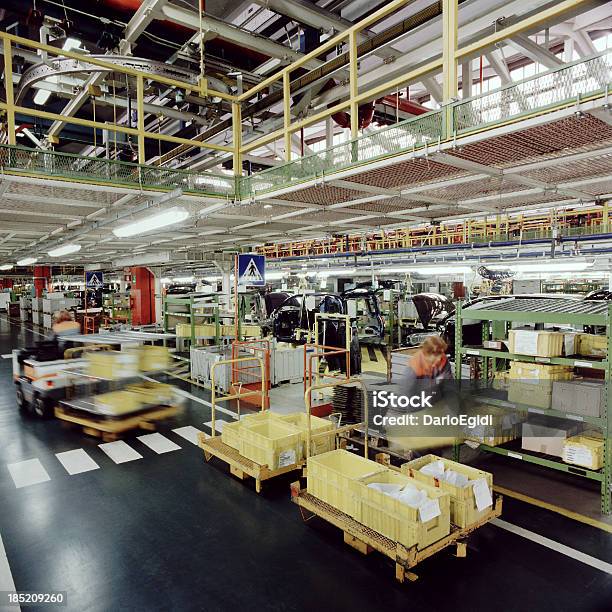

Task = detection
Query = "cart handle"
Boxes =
[304,377,369,459]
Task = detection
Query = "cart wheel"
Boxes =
[15,385,27,412]
[32,395,53,419]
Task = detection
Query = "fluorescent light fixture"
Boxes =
[62,37,82,51]
[316,268,356,277]
[0,263,13,270]
[172,276,195,283]
[113,208,189,238]
[17,257,38,266]
[48,243,81,257]
[493,261,594,273]
[266,271,288,280]
[33,89,51,105]
[385,266,473,275]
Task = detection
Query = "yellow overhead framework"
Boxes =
[238,0,592,158]
[0,0,594,170]
[0,30,235,156]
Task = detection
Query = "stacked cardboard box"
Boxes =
[551,380,603,418]
[562,433,604,469]
[507,362,573,409]
[507,329,563,357]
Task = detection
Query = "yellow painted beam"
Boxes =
[283,71,292,162]
[442,0,458,103]
[5,103,233,152]
[3,40,15,145]
[236,0,413,102]
[0,31,235,102]
[493,485,612,533]
[136,75,146,164]
[349,30,359,141]
[455,0,591,60]
[232,102,243,176]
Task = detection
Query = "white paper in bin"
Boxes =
[472,478,493,511]
[419,498,441,522]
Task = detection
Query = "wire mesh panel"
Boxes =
[454,51,612,135]
[0,145,236,198]
[240,111,443,198]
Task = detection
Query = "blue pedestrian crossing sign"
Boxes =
[238,254,265,287]
[85,271,104,289]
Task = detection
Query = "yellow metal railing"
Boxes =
[0,30,236,159]
[0,0,596,185]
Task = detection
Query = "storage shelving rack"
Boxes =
[163,294,222,347]
[103,292,131,324]
[454,297,611,514]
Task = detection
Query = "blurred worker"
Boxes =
[50,310,80,350]
[400,335,452,408]
[383,335,457,455]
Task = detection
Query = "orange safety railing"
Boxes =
[231,339,271,410]
[83,315,96,334]
[303,343,350,417]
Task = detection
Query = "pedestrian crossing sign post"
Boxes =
[85,271,104,289]
[238,254,265,287]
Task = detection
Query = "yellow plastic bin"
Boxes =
[402,454,493,528]
[306,449,387,518]
[354,470,450,550]
[138,345,172,372]
[239,420,302,469]
[221,420,243,450]
[280,412,335,456]
[86,350,139,380]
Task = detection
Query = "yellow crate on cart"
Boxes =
[353,469,450,550]
[138,345,171,372]
[221,412,280,450]
[280,412,335,456]
[94,390,143,416]
[221,420,243,450]
[241,411,281,425]
[125,381,174,405]
[239,420,302,470]
[306,449,386,518]
[86,350,139,379]
[401,454,494,528]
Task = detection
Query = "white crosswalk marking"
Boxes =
[7,458,51,488]
[172,426,205,445]
[56,449,100,475]
[137,432,181,454]
[99,440,143,464]
[204,420,225,433]
[0,532,18,611]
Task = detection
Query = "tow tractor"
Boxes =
[13,340,111,418]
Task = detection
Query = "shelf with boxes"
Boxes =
[454,297,611,514]
[103,292,132,324]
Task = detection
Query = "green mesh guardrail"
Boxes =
[454,50,612,134]
[3,52,610,202]
[239,110,443,198]
[0,145,236,198]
